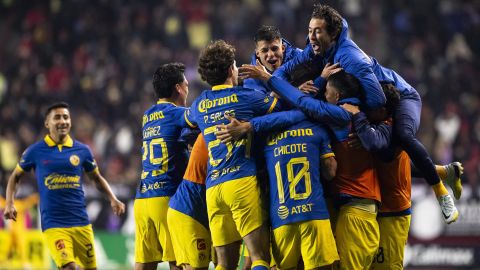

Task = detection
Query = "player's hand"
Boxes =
[298,80,319,95]
[347,133,364,150]
[340,103,360,115]
[216,114,252,143]
[3,204,17,221]
[239,60,272,81]
[321,62,342,79]
[110,198,125,216]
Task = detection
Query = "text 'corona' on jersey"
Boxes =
[142,111,165,126]
[198,94,239,113]
[267,128,314,146]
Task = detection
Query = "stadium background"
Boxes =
[0,0,479,269]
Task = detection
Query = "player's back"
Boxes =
[328,123,380,203]
[376,150,412,214]
[186,85,279,188]
[263,120,332,229]
[137,101,189,199]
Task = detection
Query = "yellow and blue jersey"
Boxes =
[136,101,190,199]
[184,85,280,188]
[264,120,333,229]
[17,135,95,231]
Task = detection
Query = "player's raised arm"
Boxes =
[86,169,125,216]
[3,166,25,221]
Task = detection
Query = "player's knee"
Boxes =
[60,262,77,270]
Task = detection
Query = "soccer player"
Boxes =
[263,119,339,269]
[274,3,461,223]
[167,133,211,270]
[134,63,191,270]
[184,40,281,270]
[3,102,125,270]
[243,25,303,94]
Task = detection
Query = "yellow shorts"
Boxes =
[43,224,96,269]
[272,219,339,269]
[370,215,411,270]
[206,176,264,246]
[134,196,175,263]
[167,208,212,268]
[334,204,379,270]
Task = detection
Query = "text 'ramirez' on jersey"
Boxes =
[137,101,190,199]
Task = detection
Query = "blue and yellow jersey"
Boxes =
[169,133,209,228]
[137,101,190,199]
[184,85,280,188]
[17,135,96,231]
[264,120,333,229]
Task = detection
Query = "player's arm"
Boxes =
[321,156,337,181]
[338,51,386,110]
[86,169,125,216]
[216,110,307,143]
[267,76,351,126]
[342,104,392,152]
[273,45,315,81]
[3,166,25,221]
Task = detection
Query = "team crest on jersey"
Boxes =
[211,170,219,180]
[55,239,65,250]
[197,239,206,250]
[278,205,289,220]
[69,155,80,166]
[264,96,270,103]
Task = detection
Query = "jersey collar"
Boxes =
[44,134,73,151]
[157,100,177,106]
[212,84,233,91]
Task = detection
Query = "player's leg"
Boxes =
[270,223,301,270]
[71,224,97,270]
[207,184,242,270]
[43,227,78,270]
[299,219,339,270]
[393,92,458,223]
[335,203,379,270]
[371,215,411,270]
[215,241,242,270]
[133,199,162,270]
[227,176,270,270]
[167,208,211,270]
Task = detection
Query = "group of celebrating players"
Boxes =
[3,3,464,270]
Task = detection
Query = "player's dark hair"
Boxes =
[311,4,343,40]
[45,102,70,119]
[382,83,401,116]
[152,62,186,99]
[254,25,282,43]
[198,40,236,86]
[327,70,361,99]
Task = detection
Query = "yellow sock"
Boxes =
[251,260,270,270]
[432,182,449,197]
[436,165,447,179]
[215,265,227,270]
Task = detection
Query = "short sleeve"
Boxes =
[318,127,334,159]
[249,90,281,116]
[18,146,36,172]
[184,107,197,128]
[82,145,98,172]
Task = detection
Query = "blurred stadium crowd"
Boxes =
[0,0,479,228]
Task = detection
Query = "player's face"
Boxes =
[177,75,189,106]
[308,18,335,56]
[325,81,340,104]
[45,108,71,138]
[255,39,285,72]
